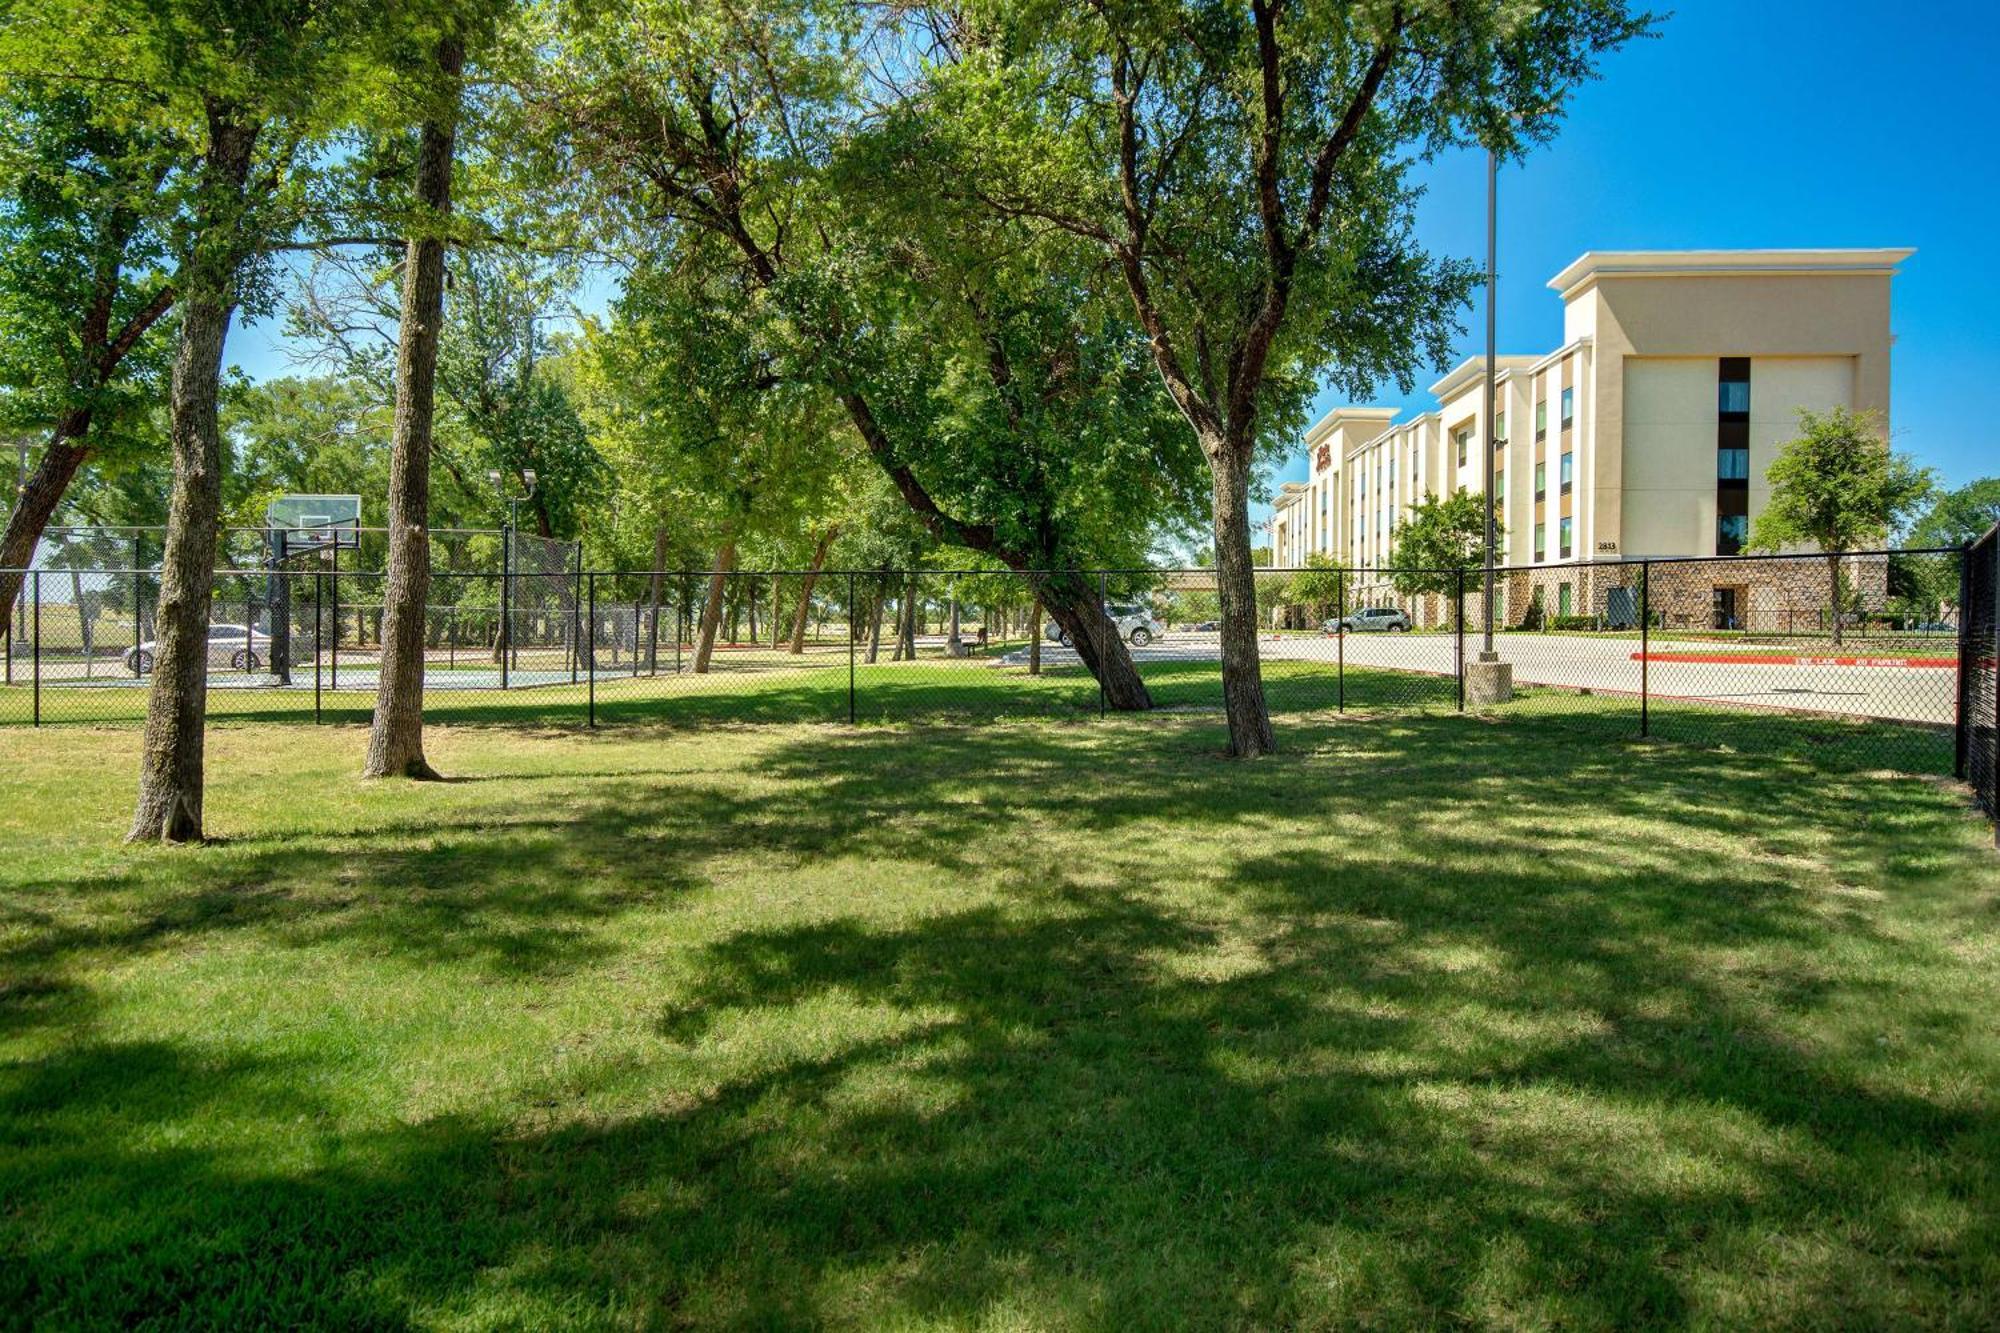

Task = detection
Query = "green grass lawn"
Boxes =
[3,712,1997,1328]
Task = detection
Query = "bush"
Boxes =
[1549,614,1598,631]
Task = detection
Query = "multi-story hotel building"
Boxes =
[1267,248,1910,627]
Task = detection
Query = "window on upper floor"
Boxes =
[1559,516,1572,559]
[1718,358,1751,417]
[1717,513,1747,556]
[1494,410,1506,445]
[1454,426,1470,466]
[1534,461,1546,500]
[1560,452,1573,494]
[1560,386,1574,428]
[1718,447,1749,480]
[1534,522,1546,561]
[1535,400,1547,440]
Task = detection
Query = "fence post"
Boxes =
[1956,544,1973,780]
[499,527,511,690]
[1455,567,1466,711]
[132,534,143,677]
[1097,570,1108,719]
[313,569,323,724]
[31,570,40,727]
[329,558,340,692]
[571,543,583,685]
[586,571,596,728]
[847,571,857,725]
[1639,559,1650,739]
[1336,574,1345,713]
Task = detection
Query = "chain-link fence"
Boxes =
[3,550,1992,822]
[1960,526,1998,841]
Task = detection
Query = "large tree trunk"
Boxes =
[647,524,668,671]
[365,36,462,782]
[0,425,90,645]
[1038,573,1152,710]
[789,525,837,654]
[129,113,258,843]
[1209,449,1274,755]
[693,540,736,673]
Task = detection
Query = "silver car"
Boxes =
[1046,603,1166,648]
[1331,606,1412,633]
[125,623,273,673]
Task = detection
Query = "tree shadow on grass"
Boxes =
[3,714,1997,1326]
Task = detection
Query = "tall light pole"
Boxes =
[1481,146,1498,657]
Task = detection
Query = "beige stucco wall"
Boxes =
[1580,268,1894,559]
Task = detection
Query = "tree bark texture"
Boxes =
[1037,574,1152,710]
[365,36,462,781]
[1209,451,1275,755]
[1028,595,1042,675]
[693,540,736,673]
[129,112,259,843]
[788,525,837,654]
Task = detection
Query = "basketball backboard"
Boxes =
[266,494,361,555]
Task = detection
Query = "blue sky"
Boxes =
[227,0,2000,531]
[1255,0,2000,530]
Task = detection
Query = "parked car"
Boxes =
[125,623,273,674]
[1329,606,1412,633]
[1908,620,1955,634]
[1190,620,1220,633]
[1045,603,1166,648]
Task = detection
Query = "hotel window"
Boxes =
[1534,521,1546,562]
[1559,516,1572,559]
[1717,358,1751,555]
[1559,452,1573,495]
[1718,360,1752,416]
[1494,411,1506,446]
[1560,386,1574,428]
[1454,426,1470,466]
[1534,461,1546,501]
[1535,399,1547,441]
[1494,469,1504,507]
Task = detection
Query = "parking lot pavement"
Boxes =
[1000,630,1955,726]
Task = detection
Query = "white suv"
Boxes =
[1330,606,1412,633]
[1046,603,1166,648]
[125,624,273,673]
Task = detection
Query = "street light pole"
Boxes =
[1482,145,1498,657]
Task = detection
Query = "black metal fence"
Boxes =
[3,547,1992,815]
[1961,525,1999,841]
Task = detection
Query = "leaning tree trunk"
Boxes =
[692,540,736,673]
[0,423,91,644]
[365,36,461,781]
[1209,447,1275,756]
[1038,573,1152,710]
[129,115,259,843]
[789,524,837,654]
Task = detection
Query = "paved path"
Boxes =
[1002,631,1956,726]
